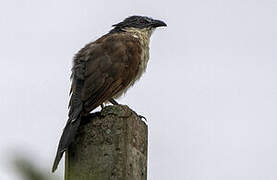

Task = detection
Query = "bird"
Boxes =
[52,15,166,172]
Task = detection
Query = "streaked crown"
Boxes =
[110,15,166,33]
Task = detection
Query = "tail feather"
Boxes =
[52,116,82,172]
[52,77,84,172]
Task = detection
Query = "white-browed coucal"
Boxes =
[52,15,166,172]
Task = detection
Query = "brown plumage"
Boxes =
[52,15,166,172]
[76,33,142,113]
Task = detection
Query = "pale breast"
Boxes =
[112,28,151,99]
[112,46,149,99]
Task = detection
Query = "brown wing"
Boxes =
[52,33,142,172]
[70,33,142,116]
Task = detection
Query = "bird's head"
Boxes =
[110,16,167,34]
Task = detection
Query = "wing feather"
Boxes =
[53,33,142,172]
[70,33,142,115]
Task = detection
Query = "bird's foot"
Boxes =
[101,105,131,118]
[108,99,147,121]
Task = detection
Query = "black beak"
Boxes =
[151,19,167,28]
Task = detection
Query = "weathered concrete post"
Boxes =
[65,105,148,180]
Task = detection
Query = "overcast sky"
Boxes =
[1,0,277,179]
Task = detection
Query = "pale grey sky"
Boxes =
[1,0,277,179]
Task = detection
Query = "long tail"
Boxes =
[52,77,84,172]
[52,116,82,172]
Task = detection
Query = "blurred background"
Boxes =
[1,0,277,179]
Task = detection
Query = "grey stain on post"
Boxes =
[65,105,148,180]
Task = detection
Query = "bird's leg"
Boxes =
[109,98,146,121]
[109,98,119,105]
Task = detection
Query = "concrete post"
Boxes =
[65,105,148,180]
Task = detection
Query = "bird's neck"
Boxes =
[123,27,154,47]
[122,27,155,89]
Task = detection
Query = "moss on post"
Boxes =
[65,105,148,180]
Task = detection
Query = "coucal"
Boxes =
[52,15,166,172]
